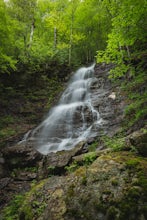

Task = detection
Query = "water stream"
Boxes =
[20,64,103,155]
[22,64,103,155]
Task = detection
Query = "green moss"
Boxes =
[19,205,33,220]
[32,200,47,216]
[65,161,79,173]
[128,186,142,200]
[83,152,97,165]
[137,172,147,196]
[102,136,126,151]
[2,194,25,220]
[88,140,99,152]
[0,115,15,128]
[47,165,56,176]
[81,175,87,185]
[111,178,119,186]
[117,169,147,219]
[126,158,141,169]
[74,166,86,176]
[18,180,48,219]
[106,206,119,220]
[67,184,75,198]
[0,128,16,139]
[141,128,147,134]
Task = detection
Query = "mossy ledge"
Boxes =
[1,152,147,220]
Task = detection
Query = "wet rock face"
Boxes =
[37,141,87,178]
[92,63,126,136]
[2,142,42,169]
[62,63,126,139]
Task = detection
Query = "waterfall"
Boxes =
[32,64,103,155]
[35,63,102,154]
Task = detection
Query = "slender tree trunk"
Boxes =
[28,21,35,49]
[54,27,57,49]
[126,45,131,58]
[69,21,73,66]
[119,43,124,59]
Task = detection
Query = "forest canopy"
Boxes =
[0,0,146,78]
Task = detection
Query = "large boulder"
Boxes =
[37,141,87,178]
[129,128,147,156]
[13,152,147,220]
[2,142,42,169]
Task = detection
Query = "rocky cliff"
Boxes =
[0,64,147,220]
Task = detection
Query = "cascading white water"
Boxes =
[35,63,102,155]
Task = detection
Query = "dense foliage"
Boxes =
[97,0,147,78]
[1,0,146,73]
[0,0,146,136]
[0,0,111,76]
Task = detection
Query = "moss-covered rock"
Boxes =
[2,151,146,220]
[129,128,147,156]
[2,142,42,169]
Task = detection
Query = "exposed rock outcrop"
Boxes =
[16,152,147,220]
[128,128,147,156]
[1,64,146,220]
[2,142,42,169]
[92,64,126,136]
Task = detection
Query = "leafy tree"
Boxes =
[1,0,146,78]
[68,0,111,64]
[0,0,17,73]
[97,0,147,78]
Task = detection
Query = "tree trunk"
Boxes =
[69,26,73,66]
[126,45,131,59]
[54,27,57,49]
[28,21,35,49]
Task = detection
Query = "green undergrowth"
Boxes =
[0,116,25,142]
[0,76,64,146]
[122,68,147,129]
[65,152,97,173]
[83,152,97,165]
[2,180,48,220]
[102,135,126,151]
[1,194,25,220]
[65,161,79,173]
[88,139,99,152]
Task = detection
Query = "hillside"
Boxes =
[0,63,147,220]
